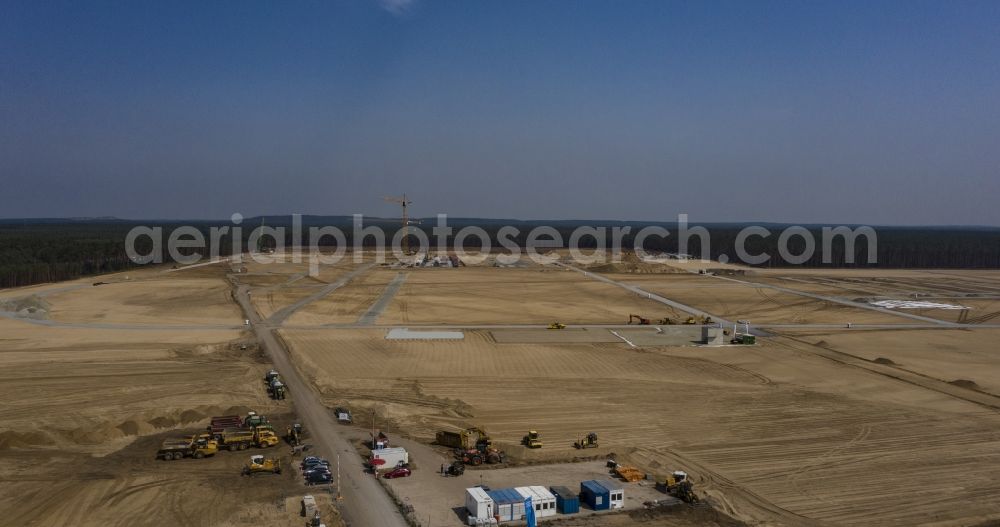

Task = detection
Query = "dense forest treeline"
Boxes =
[1,218,998,289]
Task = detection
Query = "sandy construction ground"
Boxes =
[0,274,314,526]
[4,254,1000,527]
[40,277,242,325]
[734,269,1000,325]
[616,273,911,324]
[373,267,685,325]
[283,325,1000,526]
[285,268,399,325]
[772,327,1000,396]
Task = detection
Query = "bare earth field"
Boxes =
[738,270,1000,325]
[3,256,1000,526]
[375,267,684,325]
[282,323,1000,526]
[286,267,398,325]
[616,273,911,325]
[0,269,314,526]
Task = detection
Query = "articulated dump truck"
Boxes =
[216,427,280,450]
[157,434,219,460]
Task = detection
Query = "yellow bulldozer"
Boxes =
[242,455,281,476]
[573,432,598,449]
[683,315,713,325]
[547,322,566,330]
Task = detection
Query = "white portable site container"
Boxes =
[465,487,495,523]
[515,486,557,518]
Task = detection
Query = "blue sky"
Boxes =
[2,0,999,224]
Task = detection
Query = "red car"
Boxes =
[383,467,411,479]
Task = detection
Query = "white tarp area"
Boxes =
[386,328,465,340]
[870,300,969,310]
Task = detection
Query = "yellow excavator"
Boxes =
[547,322,566,330]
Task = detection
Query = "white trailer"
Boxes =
[595,479,625,509]
[515,486,557,518]
[301,495,317,517]
[465,487,495,524]
[527,486,557,517]
[370,447,408,469]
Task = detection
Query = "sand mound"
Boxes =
[949,379,981,390]
[0,294,52,319]
[117,421,141,436]
[585,261,685,274]
[180,409,206,422]
[0,430,57,450]
[873,357,897,365]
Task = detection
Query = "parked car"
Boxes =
[301,458,329,469]
[304,466,331,477]
[305,472,333,485]
[383,467,412,479]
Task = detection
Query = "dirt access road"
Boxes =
[233,267,406,527]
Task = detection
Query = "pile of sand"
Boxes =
[0,295,51,319]
[949,379,981,390]
[0,405,252,452]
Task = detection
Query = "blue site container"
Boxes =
[580,480,610,511]
[550,486,579,514]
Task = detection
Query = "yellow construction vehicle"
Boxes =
[658,317,677,325]
[547,322,566,330]
[573,432,598,449]
[521,430,543,449]
[683,315,713,325]
[436,427,492,451]
[657,470,699,503]
[242,455,281,476]
[157,434,219,460]
[217,427,280,450]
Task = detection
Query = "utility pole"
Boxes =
[336,453,342,501]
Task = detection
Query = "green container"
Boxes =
[742,335,756,345]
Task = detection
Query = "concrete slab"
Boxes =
[386,328,465,340]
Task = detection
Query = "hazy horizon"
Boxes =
[3,1,999,225]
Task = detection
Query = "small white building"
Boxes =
[465,487,495,524]
[370,447,408,469]
[595,479,625,509]
[515,486,557,518]
[528,486,557,517]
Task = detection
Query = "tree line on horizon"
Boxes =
[1,221,998,289]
